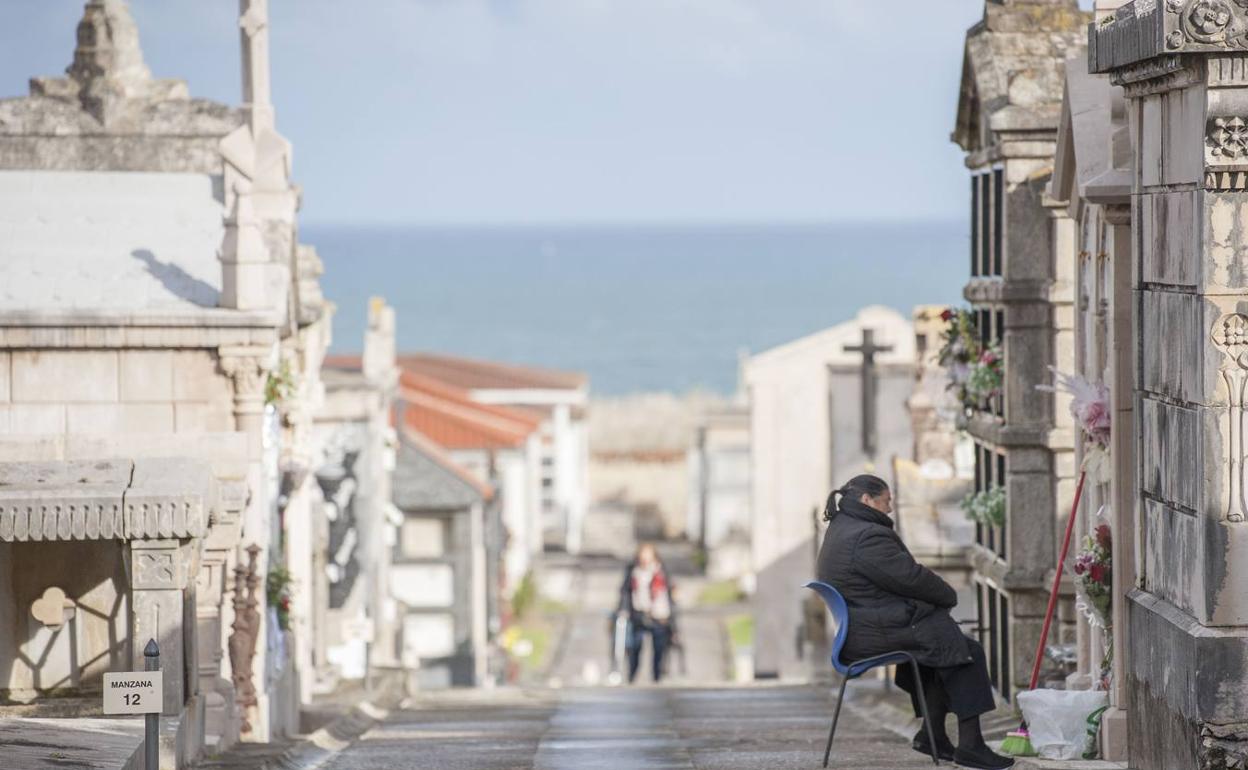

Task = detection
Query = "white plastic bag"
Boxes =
[1016,689,1109,760]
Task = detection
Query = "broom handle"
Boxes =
[1026,470,1087,692]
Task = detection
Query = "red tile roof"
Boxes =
[399,371,540,451]
[322,354,363,371]
[397,353,586,391]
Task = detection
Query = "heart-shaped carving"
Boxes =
[30,586,75,629]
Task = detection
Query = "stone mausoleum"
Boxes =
[0,1,374,766]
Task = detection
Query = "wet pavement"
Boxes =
[319,685,936,770]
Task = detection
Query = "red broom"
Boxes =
[1001,470,1087,757]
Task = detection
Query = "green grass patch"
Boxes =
[697,579,746,607]
[726,613,754,649]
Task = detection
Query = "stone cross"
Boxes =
[239,0,274,131]
[843,328,893,458]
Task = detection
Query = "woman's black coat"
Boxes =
[816,497,973,669]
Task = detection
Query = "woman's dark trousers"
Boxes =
[895,638,997,719]
[627,621,671,683]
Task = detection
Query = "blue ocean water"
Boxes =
[306,222,967,395]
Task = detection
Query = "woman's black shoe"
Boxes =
[952,744,1015,769]
[911,729,956,761]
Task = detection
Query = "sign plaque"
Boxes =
[103,671,163,715]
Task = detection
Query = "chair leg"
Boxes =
[908,659,940,766]
[823,675,849,768]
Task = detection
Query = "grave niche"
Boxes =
[0,458,215,716]
[0,539,129,703]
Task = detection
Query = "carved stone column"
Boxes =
[218,181,271,312]
[130,538,191,716]
[1102,202,1135,761]
[196,478,246,750]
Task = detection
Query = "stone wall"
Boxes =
[0,350,233,436]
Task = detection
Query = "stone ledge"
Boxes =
[0,457,215,541]
[963,414,1059,449]
[0,716,144,770]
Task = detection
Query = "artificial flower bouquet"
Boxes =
[938,308,1001,412]
[965,345,1003,406]
[1073,523,1113,627]
[961,484,1006,528]
[1072,520,1114,688]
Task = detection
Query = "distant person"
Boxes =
[817,474,1013,770]
[617,542,676,683]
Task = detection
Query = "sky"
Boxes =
[0,1,1092,227]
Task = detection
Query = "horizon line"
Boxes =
[299,216,966,231]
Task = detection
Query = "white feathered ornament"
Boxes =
[1038,368,1111,482]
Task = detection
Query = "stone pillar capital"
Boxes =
[218,347,273,434]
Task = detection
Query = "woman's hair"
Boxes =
[823,474,890,521]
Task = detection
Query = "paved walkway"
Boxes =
[320,685,935,770]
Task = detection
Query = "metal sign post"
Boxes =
[144,640,159,770]
[103,639,162,770]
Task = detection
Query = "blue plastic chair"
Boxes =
[804,580,940,767]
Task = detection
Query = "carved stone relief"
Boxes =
[1181,1,1237,45]
[1210,116,1248,158]
[131,543,184,590]
[1205,116,1248,188]
[1213,312,1248,521]
[1167,0,1248,49]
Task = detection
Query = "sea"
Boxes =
[305,221,968,396]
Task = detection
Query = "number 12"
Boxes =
[124,693,141,706]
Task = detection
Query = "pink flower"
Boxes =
[1044,370,1111,447]
[1073,561,1086,576]
[1081,399,1111,446]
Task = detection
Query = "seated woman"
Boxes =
[816,474,1013,770]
